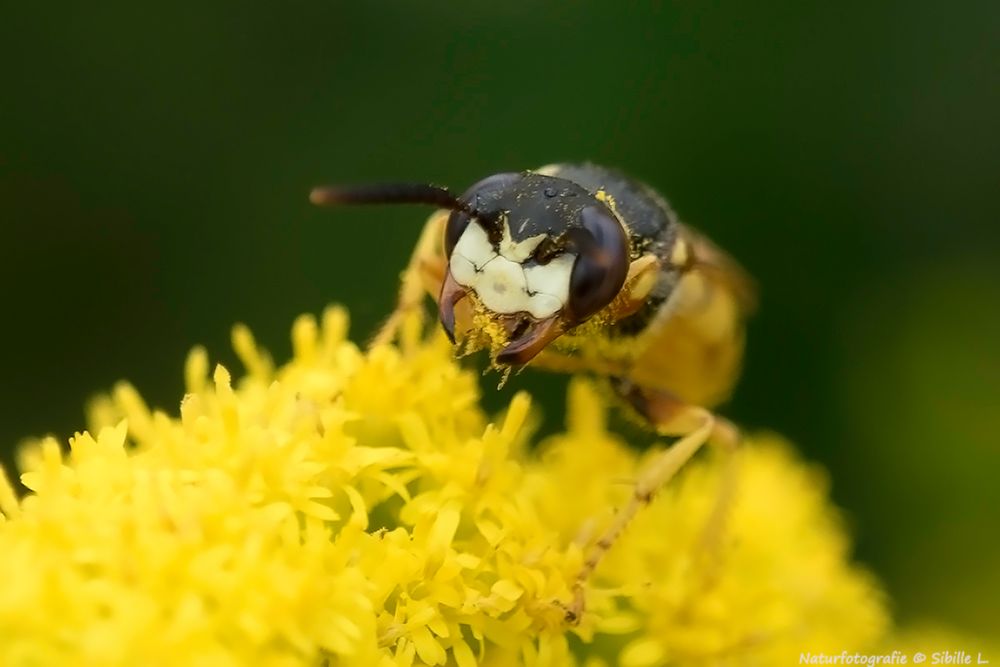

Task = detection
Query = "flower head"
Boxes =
[0,307,887,665]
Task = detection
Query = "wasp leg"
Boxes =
[566,380,739,623]
[370,210,449,348]
[619,378,743,559]
[691,417,740,563]
[606,254,661,321]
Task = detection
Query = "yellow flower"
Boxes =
[0,307,887,665]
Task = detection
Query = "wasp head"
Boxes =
[439,172,629,365]
[310,170,630,367]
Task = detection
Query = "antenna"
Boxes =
[309,182,477,216]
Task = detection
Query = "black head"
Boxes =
[311,170,630,365]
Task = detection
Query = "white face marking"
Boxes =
[533,164,562,177]
[450,219,576,319]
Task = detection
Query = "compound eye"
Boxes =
[444,210,471,257]
[567,205,629,321]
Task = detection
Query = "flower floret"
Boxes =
[0,306,888,666]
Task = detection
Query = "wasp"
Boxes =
[311,163,756,621]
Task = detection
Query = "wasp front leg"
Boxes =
[370,210,449,348]
[566,381,740,623]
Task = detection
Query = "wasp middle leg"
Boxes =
[566,380,741,623]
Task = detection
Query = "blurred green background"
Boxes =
[2,0,997,638]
